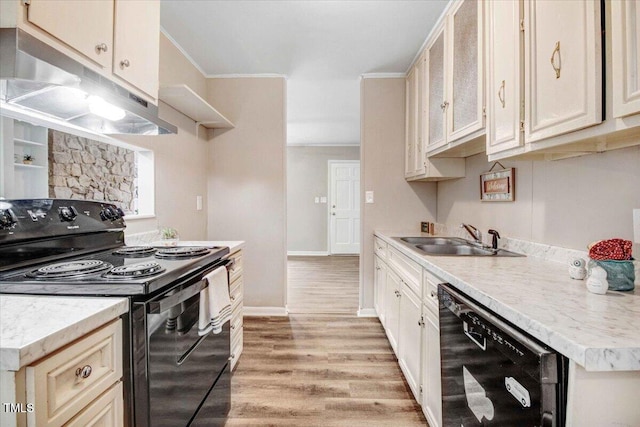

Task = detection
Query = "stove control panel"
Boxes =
[0,199,126,243]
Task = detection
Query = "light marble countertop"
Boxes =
[0,296,128,371]
[375,231,640,372]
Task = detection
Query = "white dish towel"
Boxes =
[198,266,232,335]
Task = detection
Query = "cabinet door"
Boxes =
[113,0,160,99]
[405,67,417,178]
[426,23,447,152]
[612,0,640,118]
[26,0,113,69]
[422,307,442,427]
[414,54,427,176]
[486,0,523,155]
[398,284,422,402]
[374,256,387,323]
[64,382,124,427]
[447,0,484,142]
[384,269,401,355]
[524,0,602,142]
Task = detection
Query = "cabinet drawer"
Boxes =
[27,319,123,427]
[374,237,388,259]
[423,271,441,315]
[230,303,243,340]
[388,246,421,297]
[64,382,123,427]
[230,277,243,311]
[228,251,243,285]
[230,331,243,371]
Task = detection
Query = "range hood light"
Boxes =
[87,95,126,121]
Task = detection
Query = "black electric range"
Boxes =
[0,199,232,426]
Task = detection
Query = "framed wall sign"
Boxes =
[480,164,515,202]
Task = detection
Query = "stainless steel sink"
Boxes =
[401,237,467,245]
[394,237,525,257]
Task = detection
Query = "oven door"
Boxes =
[133,264,231,426]
[438,284,563,427]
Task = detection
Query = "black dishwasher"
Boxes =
[438,284,568,427]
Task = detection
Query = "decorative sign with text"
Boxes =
[480,167,515,202]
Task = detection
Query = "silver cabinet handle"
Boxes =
[96,43,108,53]
[550,41,561,79]
[440,101,449,111]
[230,295,236,301]
[231,325,236,330]
[228,354,235,361]
[120,59,131,68]
[430,290,436,299]
[75,365,92,379]
[498,80,506,108]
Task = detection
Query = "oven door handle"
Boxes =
[147,280,207,314]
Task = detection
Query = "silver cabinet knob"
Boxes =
[120,59,131,68]
[96,43,108,53]
[430,291,436,299]
[75,365,92,379]
[230,295,236,301]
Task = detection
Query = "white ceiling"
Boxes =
[160,0,449,145]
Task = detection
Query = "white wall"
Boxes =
[206,77,287,310]
[360,77,437,311]
[437,146,640,252]
[118,33,210,240]
[287,145,360,253]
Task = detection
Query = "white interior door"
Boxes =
[329,161,360,255]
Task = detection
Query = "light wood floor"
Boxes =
[287,256,359,315]
[227,316,428,426]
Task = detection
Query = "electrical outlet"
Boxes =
[421,222,430,233]
[634,209,640,243]
[314,197,320,204]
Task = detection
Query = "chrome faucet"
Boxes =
[460,223,482,244]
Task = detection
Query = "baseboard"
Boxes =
[243,306,289,316]
[357,308,378,317]
[287,251,329,256]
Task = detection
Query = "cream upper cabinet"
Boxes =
[426,24,447,153]
[25,0,114,69]
[424,0,485,157]
[612,0,640,118]
[405,66,417,178]
[14,0,160,102]
[406,47,465,182]
[486,0,523,155]
[524,0,602,142]
[447,0,484,142]
[113,0,160,99]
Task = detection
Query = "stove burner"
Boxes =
[103,261,165,279]
[155,246,210,259]
[28,260,113,279]
[113,246,157,257]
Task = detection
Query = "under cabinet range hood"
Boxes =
[0,28,177,135]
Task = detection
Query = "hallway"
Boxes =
[287,256,359,315]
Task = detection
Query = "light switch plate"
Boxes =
[365,191,374,204]
[314,197,320,204]
[196,196,203,211]
[320,196,327,203]
[633,209,640,243]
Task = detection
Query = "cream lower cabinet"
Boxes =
[0,319,125,427]
[374,254,388,323]
[373,237,443,425]
[398,280,423,402]
[421,270,442,427]
[228,249,244,371]
[383,269,402,355]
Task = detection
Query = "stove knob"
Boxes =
[115,207,125,218]
[0,209,17,230]
[100,207,120,221]
[59,206,78,222]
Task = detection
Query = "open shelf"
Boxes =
[14,138,46,147]
[158,84,234,129]
[14,163,45,169]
